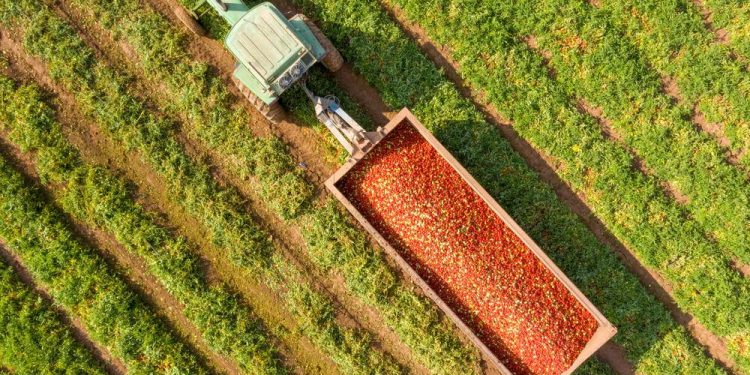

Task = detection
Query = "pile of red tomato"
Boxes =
[338,122,598,375]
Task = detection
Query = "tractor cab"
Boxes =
[226,3,327,105]
[175,1,343,122]
[175,1,376,157]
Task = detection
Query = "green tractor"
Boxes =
[175,0,381,156]
[174,1,345,121]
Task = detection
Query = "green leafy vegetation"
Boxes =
[0,76,285,375]
[0,258,105,374]
[497,0,750,263]
[600,1,750,173]
[701,0,750,59]
[0,2,401,373]
[0,142,208,375]
[280,0,729,372]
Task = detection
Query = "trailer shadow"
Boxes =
[295,18,713,372]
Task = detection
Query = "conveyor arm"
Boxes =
[302,83,384,158]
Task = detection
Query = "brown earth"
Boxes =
[378,1,741,373]
[0,242,126,375]
[692,0,730,44]
[732,259,750,278]
[55,0,430,372]
[0,119,240,374]
[0,28,331,375]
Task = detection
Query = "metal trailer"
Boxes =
[175,2,616,371]
[325,108,617,375]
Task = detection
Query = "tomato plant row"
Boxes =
[485,0,750,264]
[0,76,286,374]
[339,122,598,375]
[0,259,105,374]
[599,1,750,174]
[283,0,727,372]
[0,5,399,373]
[72,0,479,372]
[381,0,750,369]
[0,145,208,374]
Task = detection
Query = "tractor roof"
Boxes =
[226,3,304,83]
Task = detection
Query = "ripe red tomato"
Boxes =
[338,122,597,375]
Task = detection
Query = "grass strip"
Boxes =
[0,137,209,375]
[0,257,106,374]
[71,0,479,372]
[0,3,400,374]
[0,76,285,374]
[281,0,730,372]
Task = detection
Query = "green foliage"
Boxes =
[600,0,750,168]
[490,0,750,263]
[283,0,731,372]
[0,259,105,374]
[59,0,477,372]
[0,77,285,375]
[0,151,208,375]
[700,1,750,62]
[373,0,750,369]
[0,2,400,373]
[598,0,750,253]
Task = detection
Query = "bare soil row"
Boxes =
[51,0,436,372]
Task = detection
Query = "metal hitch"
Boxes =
[302,82,384,159]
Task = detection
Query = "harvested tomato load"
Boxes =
[338,121,598,375]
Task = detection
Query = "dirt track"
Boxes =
[0,241,126,375]
[53,0,437,372]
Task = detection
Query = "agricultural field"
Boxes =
[0,0,747,373]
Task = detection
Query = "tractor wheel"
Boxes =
[232,75,286,124]
[299,15,343,72]
[174,7,206,36]
[260,101,285,124]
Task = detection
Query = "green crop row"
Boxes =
[478,0,750,264]
[0,76,285,374]
[282,0,730,372]
[599,1,750,173]
[0,258,105,374]
[68,0,479,372]
[0,4,399,374]
[0,140,208,374]
[357,0,750,369]
[703,0,750,59]
[0,73,398,375]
